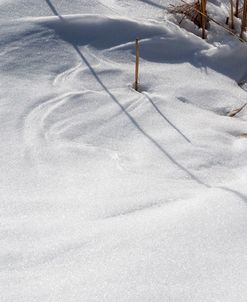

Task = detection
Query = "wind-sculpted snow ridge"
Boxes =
[1,1,247,301]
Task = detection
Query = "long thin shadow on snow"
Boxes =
[72,47,207,187]
[44,0,208,187]
[45,0,64,21]
[138,0,166,9]
[219,186,247,203]
[143,92,191,144]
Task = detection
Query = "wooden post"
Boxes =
[135,38,139,91]
[240,0,247,39]
[230,0,234,29]
[201,0,207,39]
[235,0,239,17]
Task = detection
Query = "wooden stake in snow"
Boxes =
[135,38,139,91]
[230,0,235,29]
[235,0,239,17]
[240,0,247,39]
[201,0,207,39]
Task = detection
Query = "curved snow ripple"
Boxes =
[23,92,82,144]
[22,89,135,168]
[23,91,96,163]
[53,63,83,86]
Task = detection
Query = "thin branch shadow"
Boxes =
[138,0,167,10]
[143,92,191,144]
[44,0,208,187]
[72,46,207,186]
[218,186,247,203]
[45,0,64,21]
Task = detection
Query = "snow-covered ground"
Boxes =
[1,0,247,301]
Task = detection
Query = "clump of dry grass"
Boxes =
[169,1,208,29]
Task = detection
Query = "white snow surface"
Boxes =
[1,0,247,301]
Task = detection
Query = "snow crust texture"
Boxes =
[1,0,247,301]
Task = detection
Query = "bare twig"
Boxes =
[169,1,203,28]
[235,0,239,17]
[135,38,139,91]
[240,0,247,39]
[228,102,247,117]
[201,0,207,38]
[230,0,235,29]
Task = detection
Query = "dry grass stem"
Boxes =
[169,1,206,28]
[228,102,247,117]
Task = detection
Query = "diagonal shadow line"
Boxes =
[45,0,64,20]
[143,92,191,144]
[44,0,208,187]
[73,46,208,187]
[138,0,167,10]
[218,186,247,203]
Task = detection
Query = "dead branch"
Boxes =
[228,102,247,117]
